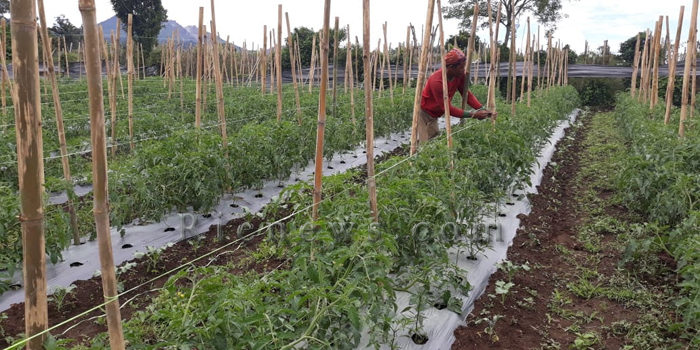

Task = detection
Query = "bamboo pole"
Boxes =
[0,18,7,120]
[262,25,267,94]
[127,14,135,151]
[639,30,650,102]
[12,0,48,346]
[312,0,331,221]
[309,33,317,92]
[664,6,684,124]
[140,43,146,78]
[295,35,303,87]
[680,0,699,137]
[382,22,394,104]
[461,1,479,111]
[651,17,663,108]
[286,12,302,122]
[38,0,81,246]
[195,7,203,128]
[509,0,516,115]
[347,24,356,126]
[486,0,497,111]
[276,5,282,122]
[63,36,70,78]
[690,38,697,119]
[372,39,380,92]
[631,33,641,97]
[114,20,124,98]
[79,1,126,348]
[527,32,534,106]
[436,0,452,150]
[332,17,339,117]
[362,0,378,221]
[211,0,228,151]
[409,0,436,155]
[520,18,530,102]
[98,27,117,158]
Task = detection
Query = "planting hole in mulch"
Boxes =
[467,255,478,260]
[230,203,239,208]
[9,284,21,290]
[164,227,176,232]
[254,193,264,198]
[434,302,447,310]
[362,151,366,154]
[121,244,133,249]
[506,202,515,205]
[340,160,346,164]
[498,213,507,217]
[488,224,498,230]
[202,213,212,218]
[353,155,358,158]
[411,333,429,345]
[327,166,334,169]
[69,262,83,267]
[277,184,284,188]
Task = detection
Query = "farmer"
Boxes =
[417,48,495,144]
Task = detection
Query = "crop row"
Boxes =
[612,94,699,342]
[0,80,416,290]
[68,86,581,349]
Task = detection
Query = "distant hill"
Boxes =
[97,16,226,47]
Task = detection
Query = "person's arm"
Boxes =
[428,77,466,118]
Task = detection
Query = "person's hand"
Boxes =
[472,109,491,120]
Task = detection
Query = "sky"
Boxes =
[39,0,698,55]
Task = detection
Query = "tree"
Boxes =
[446,31,482,51]
[443,0,567,46]
[49,16,82,49]
[110,0,167,56]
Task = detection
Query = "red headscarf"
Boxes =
[445,48,466,66]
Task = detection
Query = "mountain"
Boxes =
[97,16,225,47]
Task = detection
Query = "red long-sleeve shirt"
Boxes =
[420,69,482,118]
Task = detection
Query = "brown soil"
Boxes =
[451,114,678,349]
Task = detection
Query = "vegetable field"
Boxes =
[1,0,699,349]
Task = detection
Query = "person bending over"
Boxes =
[418,48,496,144]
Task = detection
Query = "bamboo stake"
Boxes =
[38,0,80,246]
[347,24,356,126]
[486,1,497,111]
[680,0,699,137]
[276,5,282,122]
[332,17,339,117]
[79,1,126,348]
[210,0,228,151]
[63,36,70,78]
[312,0,331,221]
[261,26,267,94]
[436,0,452,150]
[631,33,641,97]
[664,6,684,124]
[639,30,650,102]
[178,49,183,110]
[0,18,7,120]
[527,32,534,106]
[309,33,317,92]
[140,43,146,78]
[383,22,394,104]
[520,18,530,102]
[295,35,303,87]
[690,37,697,119]
[409,0,436,155]
[127,14,135,151]
[12,0,48,345]
[114,20,124,98]
[362,0,378,222]
[110,32,122,150]
[651,17,663,108]
[372,39,380,92]
[461,1,479,111]
[98,28,116,157]
[79,41,83,80]
[509,0,516,115]
[286,12,302,122]
[195,7,203,128]
[393,43,400,89]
